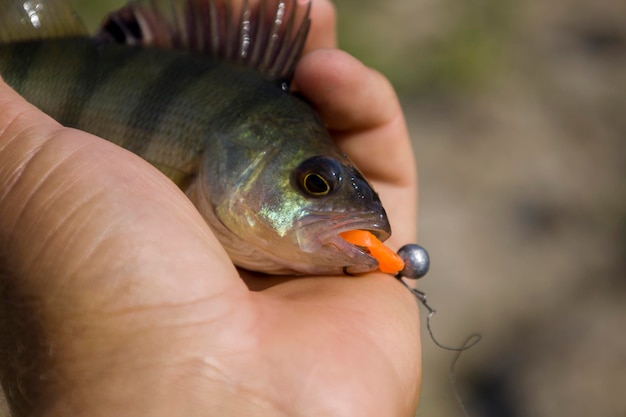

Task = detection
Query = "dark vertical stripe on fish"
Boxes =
[1,42,43,93]
[57,41,137,128]
[124,57,218,156]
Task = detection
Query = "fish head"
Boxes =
[191,99,392,276]
[288,153,393,275]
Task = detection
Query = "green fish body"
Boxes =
[0,0,392,275]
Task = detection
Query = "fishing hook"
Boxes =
[395,243,482,417]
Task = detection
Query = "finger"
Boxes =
[294,49,416,185]
[254,273,423,415]
[302,0,337,52]
[294,49,399,131]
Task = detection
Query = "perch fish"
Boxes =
[0,0,399,275]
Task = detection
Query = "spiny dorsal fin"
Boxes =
[0,0,87,42]
[96,0,311,83]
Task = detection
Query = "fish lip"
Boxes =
[295,211,391,270]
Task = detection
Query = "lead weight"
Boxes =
[397,243,430,279]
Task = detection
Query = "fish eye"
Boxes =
[303,173,331,195]
[294,156,343,198]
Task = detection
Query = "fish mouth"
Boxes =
[295,212,391,274]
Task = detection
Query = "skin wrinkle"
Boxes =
[59,237,231,317]
[0,144,40,214]
[319,283,419,401]
[243,293,400,416]
[0,104,51,150]
[168,359,238,417]
[53,319,181,378]
[258,275,421,409]
[0,141,38,204]
[175,356,233,395]
[47,190,113,266]
[233,326,318,415]
[0,137,50,227]
[1,135,80,249]
[47,299,258,416]
[41,215,118,312]
[168,307,263,407]
[290,351,325,413]
[0,118,82,416]
[27,159,144,302]
[0,93,63,157]
[80,288,251,347]
[12,157,111,276]
[225,384,290,417]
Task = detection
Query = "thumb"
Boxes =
[0,78,253,416]
[0,78,246,322]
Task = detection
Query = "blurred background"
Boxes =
[329,0,626,416]
[2,0,624,416]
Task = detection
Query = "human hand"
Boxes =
[0,1,421,416]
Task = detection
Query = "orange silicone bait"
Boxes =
[340,230,405,274]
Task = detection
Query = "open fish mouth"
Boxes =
[295,212,391,274]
